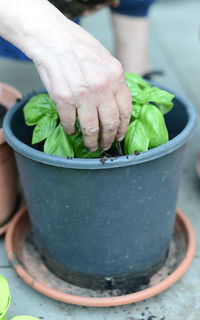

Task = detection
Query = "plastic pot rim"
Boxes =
[3,85,197,170]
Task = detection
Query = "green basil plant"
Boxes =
[0,275,10,319]
[23,73,174,158]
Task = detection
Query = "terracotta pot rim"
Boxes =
[5,206,195,307]
[0,82,22,146]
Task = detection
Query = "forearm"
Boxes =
[0,0,72,61]
[0,0,132,151]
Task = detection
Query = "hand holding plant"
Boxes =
[0,0,132,153]
[24,73,174,158]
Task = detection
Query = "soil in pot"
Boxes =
[0,104,7,129]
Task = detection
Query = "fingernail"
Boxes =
[101,145,110,151]
[89,146,98,152]
[116,135,124,142]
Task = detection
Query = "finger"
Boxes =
[98,96,119,151]
[39,65,78,136]
[77,105,99,152]
[56,104,77,136]
[115,83,132,141]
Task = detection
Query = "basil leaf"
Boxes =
[124,119,149,155]
[131,103,143,120]
[125,72,150,90]
[32,116,57,144]
[157,102,173,115]
[139,104,169,148]
[44,124,74,157]
[69,131,103,159]
[0,275,10,315]
[24,94,58,126]
[129,87,150,105]
[143,87,174,114]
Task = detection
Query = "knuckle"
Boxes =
[92,77,109,92]
[103,119,120,132]
[82,125,99,137]
[76,85,89,98]
[112,58,123,70]
[120,106,132,120]
[52,91,72,105]
[117,127,127,136]
[111,59,124,80]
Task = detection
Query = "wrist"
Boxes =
[0,0,70,60]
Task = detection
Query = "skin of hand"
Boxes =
[0,0,132,152]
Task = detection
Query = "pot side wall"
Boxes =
[3,87,196,289]
[15,145,185,276]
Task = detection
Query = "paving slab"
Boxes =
[0,58,43,95]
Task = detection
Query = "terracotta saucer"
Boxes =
[5,206,195,307]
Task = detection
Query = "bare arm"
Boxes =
[0,0,132,152]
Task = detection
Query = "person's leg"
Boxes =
[111,0,155,75]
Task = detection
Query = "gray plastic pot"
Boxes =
[3,87,196,291]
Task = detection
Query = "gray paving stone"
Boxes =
[0,58,43,95]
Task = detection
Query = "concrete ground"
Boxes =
[0,0,200,319]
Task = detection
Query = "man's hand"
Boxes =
[0,0,132,151]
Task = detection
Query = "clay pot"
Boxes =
[0,83,21,227]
